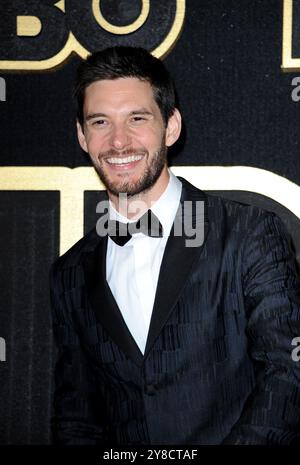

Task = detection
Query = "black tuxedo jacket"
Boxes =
[50,177,300,445]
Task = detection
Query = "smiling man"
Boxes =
[76,75,180,211]
[50,46,300,445]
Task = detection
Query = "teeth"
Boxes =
[107,155,143,165]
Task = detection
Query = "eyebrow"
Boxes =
[85,109,153,122]
[85,113,106,122]
[130,110,153,116]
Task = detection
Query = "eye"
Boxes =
[130,115,148,124]
[92,119,107,126]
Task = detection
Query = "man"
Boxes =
[50,46,300,445]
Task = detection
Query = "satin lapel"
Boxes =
[82,235,144,367]
[144,179,209,358]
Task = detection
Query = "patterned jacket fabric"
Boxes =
[50,177,300,445]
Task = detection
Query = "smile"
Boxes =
[106,155,144,165]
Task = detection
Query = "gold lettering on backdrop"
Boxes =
[16,16,42,37]
[282,0,300,71]
[92,0,150,35]
[1,166,300,256]
[54,0,65,13]
[0,1,185,70]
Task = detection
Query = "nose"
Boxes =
[110,123,131,150]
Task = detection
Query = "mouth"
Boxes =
[105,154,144,170]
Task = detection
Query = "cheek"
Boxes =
[133,128,164,148]
[85,132,107,154]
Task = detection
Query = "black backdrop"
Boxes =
[1,0,300,444]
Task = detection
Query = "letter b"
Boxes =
[0,0,68,61]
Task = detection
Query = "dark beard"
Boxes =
[93,143,168,197]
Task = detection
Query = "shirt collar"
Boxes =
[150,170,182,236]
[109,170,182,237]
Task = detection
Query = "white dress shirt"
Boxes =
[106,171,182,354]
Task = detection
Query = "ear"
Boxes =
[76,120,88,153]
[165,108,182,147]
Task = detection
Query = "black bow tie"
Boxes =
[107,209,163,246]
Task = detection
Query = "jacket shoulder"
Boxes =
[51,227,100,275]
[179,176,281,226]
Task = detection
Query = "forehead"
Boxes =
[83,77,157,112]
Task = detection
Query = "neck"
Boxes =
[109,167,170,219]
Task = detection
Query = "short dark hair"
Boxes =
[74,46,176,127]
